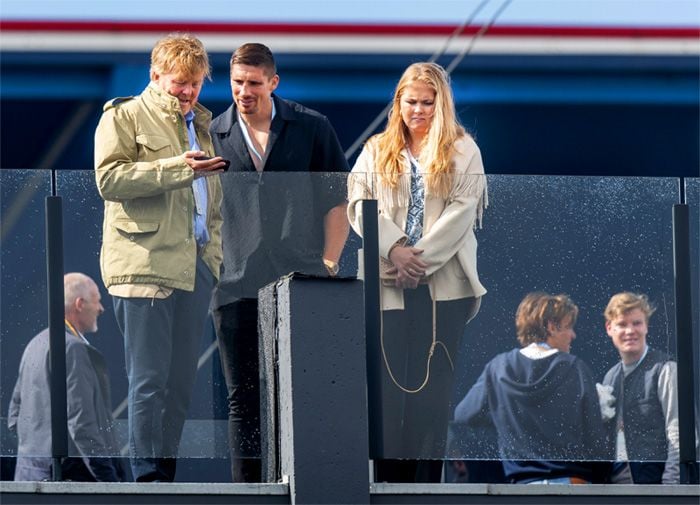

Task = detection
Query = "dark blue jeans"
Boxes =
[114,257,215,482]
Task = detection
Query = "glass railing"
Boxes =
[1,169,51,466]
[1,170,360,482]
[453,175,679,467]
[685,177,700,474]
[55,169,228,462]
[358,174,682,471]
[1,169,696,484]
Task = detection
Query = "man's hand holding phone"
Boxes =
[184,150,230,178]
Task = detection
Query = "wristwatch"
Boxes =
[323,258,339,277]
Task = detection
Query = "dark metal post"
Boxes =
[46,195,67,481]
[361,199,384,458]
[672,203,699,484]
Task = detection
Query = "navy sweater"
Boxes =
[455,348,612,482]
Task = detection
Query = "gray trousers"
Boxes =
[113,257,215,482]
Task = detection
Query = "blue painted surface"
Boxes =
[2,53,698,105]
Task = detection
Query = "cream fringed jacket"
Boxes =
[347,135,488,311]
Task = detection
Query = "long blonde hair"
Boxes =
[372,62,465,198]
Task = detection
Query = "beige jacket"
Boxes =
[348,135,487,310]
[95,82,223,291]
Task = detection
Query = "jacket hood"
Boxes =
[494,348,582,402]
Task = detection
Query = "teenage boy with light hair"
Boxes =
[602,292,679,484]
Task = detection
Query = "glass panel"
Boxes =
[41,171,360,482]
[5,167,688,483]
[224,171,357,482]
[52,170,130,469]
[452,174,679,474]
[357,174,679,473]
[1,169,51,467]
[685,177,700,473]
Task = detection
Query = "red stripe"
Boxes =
[0,20,698,38]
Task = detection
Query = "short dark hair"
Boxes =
[230,43,276,77]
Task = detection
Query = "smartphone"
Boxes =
[194,156,231,171]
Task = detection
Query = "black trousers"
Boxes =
[212,299,261,483]
[375,286,480,483]
[60,457,126,482]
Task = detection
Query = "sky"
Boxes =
[1,0,699,27]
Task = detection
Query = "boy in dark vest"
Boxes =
[603,292,679,484]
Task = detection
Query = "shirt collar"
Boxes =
[622,344,649,374]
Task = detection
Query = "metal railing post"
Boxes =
[672,203,699,484]
[361,199,384,458]
[46,186,67,481]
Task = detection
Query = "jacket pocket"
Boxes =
[112,219,160,236]
[135,134,174,158]
[636,398,656,417]
[103,219,163,280]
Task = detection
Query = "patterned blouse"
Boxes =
[404,151,425,246]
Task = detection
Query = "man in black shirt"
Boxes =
[210,42,349,482]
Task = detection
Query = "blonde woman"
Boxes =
[348,62,487,482]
